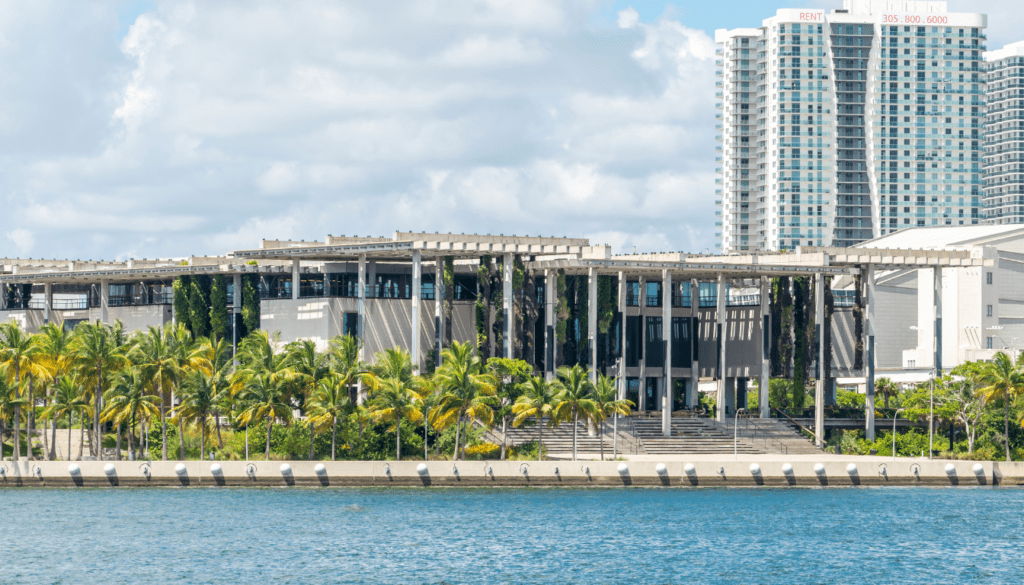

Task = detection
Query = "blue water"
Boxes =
[6,487,1022,584]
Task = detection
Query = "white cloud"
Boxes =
[6,230,35,257]
[0,0,723,261]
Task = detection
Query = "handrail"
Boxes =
[740,416,788,455]
[775,408,817,440]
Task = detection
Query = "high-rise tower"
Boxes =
[715,0,986,252]
[982,42,1024,225]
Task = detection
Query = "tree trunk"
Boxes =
[26,377,34,460]
[160,378,168,461]
[1005,401,1011,462]
[265,419,273,460]
[94,368,102,460]
[500,417,507,461]
[115,423,122,460]
[309,421,315,461]
[215,411,225,449]
[68,414,73,461]
[453,414,462,461]
[179,417,186,460]
[572,409,578,461]
[13,404,20,462]
[396,415,402,461]
[77,413,85,461]
[127,420,135,459]
[599,421,605,461]
[49,401,58,460]
[537,415,544,461]
[200,414,206,460]
[331,416,337,461]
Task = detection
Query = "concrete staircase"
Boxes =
[496,419,638,456]
[716,417,824,455]
[631,418,764,455]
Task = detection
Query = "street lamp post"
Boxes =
[893,408,905,461]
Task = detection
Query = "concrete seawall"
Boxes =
[2,459,1024,488]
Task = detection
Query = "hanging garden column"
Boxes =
[503,252,513,359]
[100,279,109,325]
[617,271,626,399]
[814,272,825,448]
[864,265,876,440]
[411,250,421,373]
[291,259,300,301]
[233,272,242,366]
[435,259,444,366]
[357,254,366,359]
[588,267,598,382]
[44,282,52,325]
[760,275,771,419]
[545,269,556,381]
[662,269,672,437]
[690,279,700,409]
[715,274,726,423]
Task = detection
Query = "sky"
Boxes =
[0,0,1020,261]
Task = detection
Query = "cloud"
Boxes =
[0,0,721,260]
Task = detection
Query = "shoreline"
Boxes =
[1,458,1022,488]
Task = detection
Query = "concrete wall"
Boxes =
[0,459,1008,488]
[697,307,762,378]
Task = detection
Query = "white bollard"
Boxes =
[174,463,187,476]
[103,464,116,476]
[416,463,428,475]
[749,463,761,475]
[211,463,223,475]
[944,463,956,475]
[279,463,292,476]
[683,463,696,475]
[813,463,825,475]
[313,464,326,475]
[617,463,628,474]
[655,463,667,475]
[781,463,793,475]
[846,463,857,475]
[973,463,984,476]
[68,464,81,475]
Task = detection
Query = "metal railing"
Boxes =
[732,415,788,454]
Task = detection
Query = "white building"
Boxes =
[715,0,987,253]
[982,41,1024,224]
[837,224,1024,386]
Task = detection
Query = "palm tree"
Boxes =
[307,375,354,461]
[42,376,89,461]
[512,376,557,461]
[550,365,598,461]
[432,341,496,460]
[286,339,331,460]
[175,369,222,459]
[0,321,44,461]
[589,374,633,461]
[71,322,127,460]
[103,369,160,460]
[134,325,179,460]
[980,351,1022,461]
[366,376,423,460]
[36,323,74,460]
[328,334,364,404]
[875,377,899,410]
[0,365,29,461]
[236,372,292,460]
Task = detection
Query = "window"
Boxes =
[987,304,993,317]
[986,272,993,284]
[987,337,994,349]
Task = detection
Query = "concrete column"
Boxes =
[233,272,242,366]
[367,261,377,299]
[357,254,366,361]
[814,272,825,448]
[291,259,300,301]
[662,269,672,437]
[100,279,109,325]
[411,250,421,373]
[588,267,598,381]
[759,275,770,419]
[503,252,513,359]
[916,268,934,369]
[617,271,626,397]
[44,283,52,325]
[864,265,876,440]
[715,274,726,422]
[690,279,700,409]
[435,260,443,365]
[638,275,646,412]
[545,269,556,381]
[934,265,943,375]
